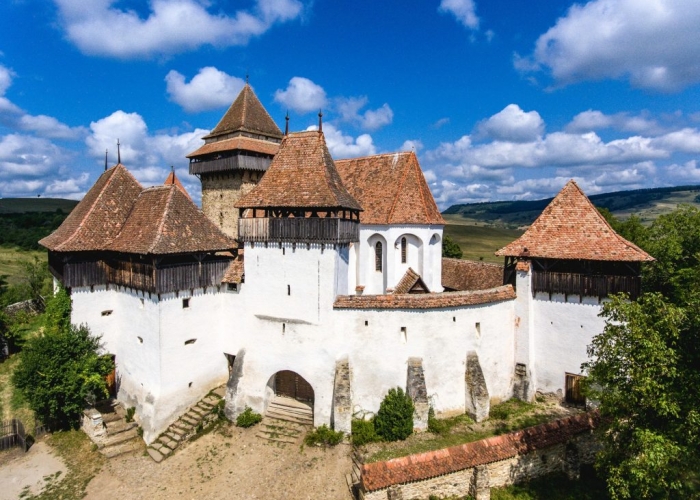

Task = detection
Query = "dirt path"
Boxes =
[0,441,67,500]
[84,423,353,500]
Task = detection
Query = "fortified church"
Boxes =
[40,85,652,444]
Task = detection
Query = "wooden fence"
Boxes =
[532,270,640,300]
[0,419,26,452]
[238,217,359,244]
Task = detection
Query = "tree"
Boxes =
[12,324,114,429]
[374,387,414,441]
[442,234,463,259]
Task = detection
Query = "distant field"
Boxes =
[0,247,46,284]
[444,215,522,264]
[0,197,78,214]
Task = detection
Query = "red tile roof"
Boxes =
[496,181,653,261]
[393,268,430,294]
[163,169,191,200]
[442,258,503,291]
[108,184,236,255]
[361,412,600,492]
[334,285,515,310]
[335,152,445,225]
[39,164,143,252]
[203,83,282,140]
[186,136,280,159]
[235,131,362,211]
[222,254,244,284]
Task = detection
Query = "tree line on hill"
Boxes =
[0,210,70,251]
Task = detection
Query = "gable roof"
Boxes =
[108,184,236,255]
[39,164,143,252]
[163,169,191,200]
[495,180,654,261]
[393,268,430,294]
[335,152,444,225]
[203,83,282,140]
[235,131,362,211]
[442,258,503,291]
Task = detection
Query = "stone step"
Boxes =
[255,432,298,444]
[267,404,314,418]
[203,396,220,406]
[197,402,214,412]
[105,420,138,435]
[270,395,312,410]
[261,424,302,438]
[147,447,164,463]
[172,420,192,432]
[101,412,123,424]
[101,428,139,448]
[265,408,313,425]
[189,406,206,417]
[101,439,143,459]
[165,430,183,442]
[211,386,226,398]
[181,414,199,426]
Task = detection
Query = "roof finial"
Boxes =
[117,138,121,164]
[105,149,108,171]
[171,165,175,172]
[318,109,323,133]
[245,72,249,85]
[285,111,289,136]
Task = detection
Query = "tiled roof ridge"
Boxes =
[443,257,502,269]
[412,152,435,226]
[361,411,600,492]
[61,164,139,250]
[206,83,282,139]
[149,185,175,254]
[387,152,414,223]
[337,151,412,162]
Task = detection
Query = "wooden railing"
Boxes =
[238,217,359,244]
[189,155,271,174]
[532,270,641,299]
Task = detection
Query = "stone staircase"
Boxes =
[146,386,226,463]
[256,396,313,445]
[83,400,143,458]
[346,449,364,500]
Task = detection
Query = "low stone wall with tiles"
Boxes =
[360,412,600,500]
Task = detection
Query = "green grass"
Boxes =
[0,198,77,214]
[491,466,609,500]
[443,218,523,264]
[0,248,47,285]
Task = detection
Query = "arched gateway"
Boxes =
[273,370,314,406]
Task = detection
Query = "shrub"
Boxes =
[304,424,344,447]
[374,387,414,442]
[351,418,380,446]
[125,407,136,423]
[427,407,447,435]
[235,406,262,428]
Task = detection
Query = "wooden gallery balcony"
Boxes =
[238,217,359,245]
[532,270,641,300]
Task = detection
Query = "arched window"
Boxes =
[401,237,407,264]
[375,241,383,272]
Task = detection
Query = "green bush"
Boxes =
[427,407,447,435]
[125,407,136,423]
[351,418,380,446]
[235,406,262,428]
[304,424,344,447]
[374,387,414,442]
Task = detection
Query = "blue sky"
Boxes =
[2,0,700,209]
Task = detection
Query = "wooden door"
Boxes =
[565,373,585,406]
[275,370,314,405]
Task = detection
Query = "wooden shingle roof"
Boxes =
[39,164,143,252]
[496,180,654,262]
[335,152,444,225]
[163,169,191,200]
[186,136,279,159]
[393,268,430,294]
[235,131,362,211]
[442,258,503,291]
[203,84,282,140]
[108,184,236,255]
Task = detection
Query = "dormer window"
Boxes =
[375,242,383,272]
[401,237,407,264]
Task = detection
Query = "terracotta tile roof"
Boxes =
[496,180,654,262]
[335,152,444,225]
[186,136,280,159]
[442,258,503,291]
[222,254,244,284]
[334,285,515,310]
[361,412,600,492]
[39,164,143,252]
[108,185,236,255]
[393,268,430,294]
[235,131,362,211]
[203,84,282,140]
[163,169,191,200]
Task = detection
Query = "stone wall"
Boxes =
[360,412,600,500]
[200,170,262,238]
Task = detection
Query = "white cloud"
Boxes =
[432,118,450,129]
[439,0,479,29]
[306,123,376,158]
[665,160,700,183]
[274,77,327,114]
[651,128,700,154]
[0,134,69,178]
[54,0,304,58]
[567,110,663,135]
[166,67,245,113]
[400,140,423,152]
[476,104,544,142]
[360,103,393,131]
[0,65,14,95]
[335,96,393,131]
[517,0,700,91]
[43,173,91,199]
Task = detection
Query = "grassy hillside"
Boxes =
[444,185,700,228]
[0,197,78,214]
[444,216,523,263]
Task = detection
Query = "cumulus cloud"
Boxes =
[476,104,544,142]
[54,0,304,58]
[400,140,423,152]
[567,110,664,135]
[335,96,393,131]
[274,77,327,114]
[439,0,479,29]
[306,123,376,158]
[516,0,700,91]
[166,67,245,113]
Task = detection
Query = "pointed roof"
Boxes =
[496,180,654,261]
[108,184,236,255]
[235,131,362,211]
[164,169,191,200]
[39,164,143,252]
[186,136,279,159]
[335,152,444,225]
[203,83,282,140]
[393,268,430,294]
